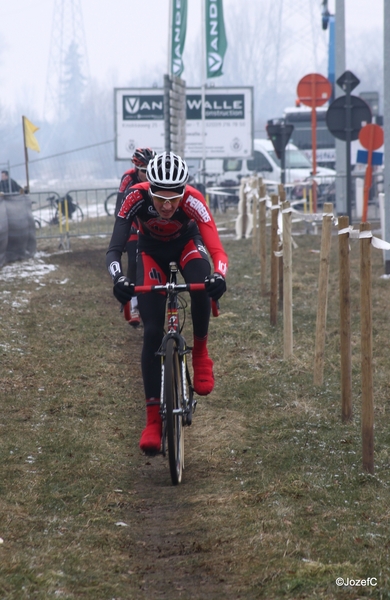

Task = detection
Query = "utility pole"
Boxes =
[44,0,89,122]
[335,0,347,215]
[384,2,390,272]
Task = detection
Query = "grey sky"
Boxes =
[0,0,384,119]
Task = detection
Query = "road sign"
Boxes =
[337,70,360,93]
[359,123,384,151]
[297,73,332,107]
[326,93,371,221]
[326,96,372,141]
[266,120,294,158]
[266,119,294,184]
[356,150,383,166]
[297,73,332,211]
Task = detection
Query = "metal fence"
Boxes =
[31,187,118,241]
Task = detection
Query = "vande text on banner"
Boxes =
[205,0,227,78]
[170,0,188,77]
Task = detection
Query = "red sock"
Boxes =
[193,335,208,356]
[139,399,162,453]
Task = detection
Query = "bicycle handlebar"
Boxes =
[134,283,206,294]
[133,282,219,316]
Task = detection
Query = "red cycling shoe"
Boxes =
[139,402,162,453]
[192,352,214,396]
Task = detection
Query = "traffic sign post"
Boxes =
[297,73,332,211]
[326,71,372,221]
[358,123,384,222]
[266,119,294,184]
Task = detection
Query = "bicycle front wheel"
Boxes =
[164,337,184,485]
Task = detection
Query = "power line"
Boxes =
[10,139,114,169]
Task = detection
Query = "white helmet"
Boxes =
[146,151,189,190]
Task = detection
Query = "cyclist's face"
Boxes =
[150,189,183,218]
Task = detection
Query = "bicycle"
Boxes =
[104,191,117,216]
[134,262,218,485]
[33,194,84,228]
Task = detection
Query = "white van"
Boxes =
[216,138,335,185]
[206,138,336,210]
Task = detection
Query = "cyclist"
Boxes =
[106,151,228,454]
[115,147,156,327]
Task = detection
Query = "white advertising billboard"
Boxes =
[115,89,166,159]
[115,87,253,160]
[185,87,253,159]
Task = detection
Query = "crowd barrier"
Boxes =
[30,187,118,248]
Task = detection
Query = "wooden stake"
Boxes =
[22,116,30,193]
[270,194,279,326]
[338,216,352,422]
[259,184,267,296]
[278,186,286,311]
[251,177,258,254]
[313,203,333,385]
[282,201,293,358]
[360,221,374,474]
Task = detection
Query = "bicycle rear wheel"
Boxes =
[72,203,84,222]
[164,337,184,485]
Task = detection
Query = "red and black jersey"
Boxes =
[115,168,142,216]
[119,168,140,193]
[115,168,142,239]
[106,182,228,280]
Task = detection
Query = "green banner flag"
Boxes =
[171,0,188,76]
[206,0,227,78]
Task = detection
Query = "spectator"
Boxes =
[0,171,22,194]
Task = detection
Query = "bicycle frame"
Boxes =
[134,263,205,420]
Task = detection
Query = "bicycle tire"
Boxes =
[164,337,184,485]
[73,203,84,222]
[104,192,117,216]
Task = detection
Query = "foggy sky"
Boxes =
[0,0,384,120]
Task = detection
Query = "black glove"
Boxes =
[205,273,226,301]
[113,276,135,304]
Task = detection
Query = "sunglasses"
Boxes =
[150,191,184,204]
[137,167,147,172]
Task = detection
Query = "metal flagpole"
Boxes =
[22,116,30,193]
[384,1,390,272]
[335,0,346,215]
[201,0,207,187]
